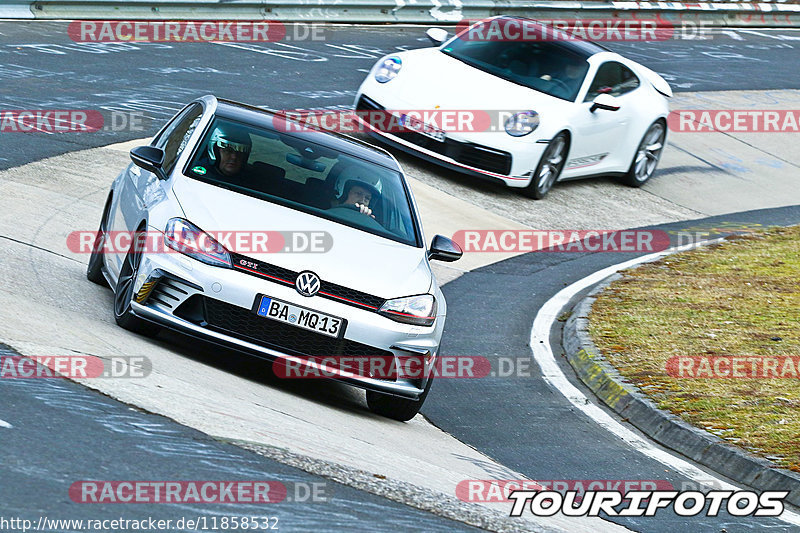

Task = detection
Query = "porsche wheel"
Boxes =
[522,132,569,200]
[622,121,666,187]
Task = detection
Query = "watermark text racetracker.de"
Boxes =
[453,17,715,41]
[667,356,800,379]
[67,230,333,255]
[69,21,328,43]
[273,355,534,380]
[69,480,330,503]
[0,355,150,379]
[458,479,675,503]
[0,109,148,133]
[669,110,800,133]
[277,109,493,135]
[452,229,671,253]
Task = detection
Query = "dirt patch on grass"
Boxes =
[589,226,800,470]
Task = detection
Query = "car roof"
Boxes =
[213,98,402,172]
[493,16,609,59]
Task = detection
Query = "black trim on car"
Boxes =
[230,252,386,312]
[356,96,512,176]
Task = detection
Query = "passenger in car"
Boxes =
[331,179,379,218]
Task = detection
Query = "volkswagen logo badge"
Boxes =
[295,271,321,297]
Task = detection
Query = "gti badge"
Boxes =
[295,271,321,297]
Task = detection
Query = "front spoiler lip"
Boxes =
[355,116,530,184]
[130,301,426,400]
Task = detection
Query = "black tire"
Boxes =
[113,230,160,336]
[87,195,112,286]
[621,120,666,187]
[521,132,569,199]
[366,376,434,422]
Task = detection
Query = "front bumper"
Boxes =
[130,247,442,399]
[354,92,546,188]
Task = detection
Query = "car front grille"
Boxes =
[356,95,513,175]
[176,295,395,364]
[230,252,385,312]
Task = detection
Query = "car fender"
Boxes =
[532,119,574,165]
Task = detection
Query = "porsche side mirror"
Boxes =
[590,93,621,113]
[428,234,462,262]
[130,146,167,180]
[426,28,449,45]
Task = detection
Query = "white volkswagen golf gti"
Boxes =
[87,95,462,421]
[355,16,672,198]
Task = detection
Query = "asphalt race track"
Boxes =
[0,343,483,532]
[1,20,800,532]
[429,206,800,532]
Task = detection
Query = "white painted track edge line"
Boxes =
[529,240,800,526]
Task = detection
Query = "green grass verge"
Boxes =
[589,226,800,471]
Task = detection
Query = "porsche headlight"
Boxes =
[379,294,436,326]
[374,57,402,83]
[504,111,540,137]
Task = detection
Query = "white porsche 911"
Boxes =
[355,16,672,198]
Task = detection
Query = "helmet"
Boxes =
[340,179,380,203]
[333,163,382,199]
[207,125,252,164]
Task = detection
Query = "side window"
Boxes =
[584,62,640,102]
[154,104,203,174]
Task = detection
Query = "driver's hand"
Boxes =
[355,203,375,218]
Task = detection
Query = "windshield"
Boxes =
[185,117,421,247]
[441,20,590,101]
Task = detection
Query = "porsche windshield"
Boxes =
[441,21,590,101]
[186,117,421,247]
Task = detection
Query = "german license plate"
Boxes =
[255,295,344,338]
[399,113,446,142]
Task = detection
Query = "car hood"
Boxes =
[171,177,432,299]
[384,48,573,115]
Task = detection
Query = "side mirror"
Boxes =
[130,146,167,180]
[428,235,462,262]
[426,28,449,45]
[590,93,620,113]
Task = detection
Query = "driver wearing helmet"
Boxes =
[207,125,252,180]
[334,179,380,217]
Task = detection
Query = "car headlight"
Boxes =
[164,218,231,268]
[379,294,436,326]
[374,57,402,83]
[504,111,540,137]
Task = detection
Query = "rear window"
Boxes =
[185,117,421,247]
